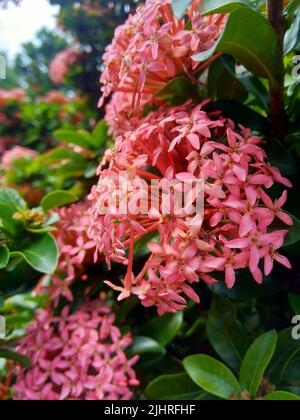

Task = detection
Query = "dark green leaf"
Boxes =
[41,190,78,212]
[285,214,300,247]
[92,120,110,149]
[284,8,300,55]
[207,295,250,373]
[10,233,58,274]
[267,328,300,384]
[289,294,300,315]
[240,330,278,395]
[0,348,30,368]
[146,373,205,400]
[128,336,165,356]
[157,76,199,103]
[0,246,9,270]
[183,354,240,399]
[141,312,183,347]
[193,8,282,90]
[264,391,300,401]
[171,0,191,19]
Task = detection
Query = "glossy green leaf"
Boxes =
[201,0,251,15]
[0,348,30,368]
[193,8,282,90]
[10,233,58,274]
[128,336,165,356]
[284,8,300,54]
[289,294,300,315]
[264,391,300,401]
[0,246,9,270]
[183,355,240,399]
[285,214,300,247]
[240,330,277,396]
[141,312,183,347]
[157,76,199,103]
[146,373,205,400]
[0,188,26,222]
[207,295,250,373]
[267,328,300,384]
[54,129,94,151]
[171,0,191,19]
[92,120,110,148]
[41,190,78,212]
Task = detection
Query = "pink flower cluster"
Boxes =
[13,301,139,400]
[49,49,81,85]
[40,91,70,105]
[89,101,293,315]
[0,88,26,107]
[49,203,97,304]
[99,0,226,107]
[0,136,18,156]
[1,146,37,170]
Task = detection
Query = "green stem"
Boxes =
[267,0,287,141]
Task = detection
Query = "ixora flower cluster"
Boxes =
[49,49,81,85]
[1,146,37,171]
[87,0,294,316]
[99,0,226,108]
[13,301,139,400]
[48,203,97,304]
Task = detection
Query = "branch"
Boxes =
[267,0,287,141]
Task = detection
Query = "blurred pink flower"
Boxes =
[49,49,81,85]
[1,146,37,170]
[13,301,139,400]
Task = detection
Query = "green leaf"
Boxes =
[183,355,240,399]
[171,0,191,19]
[267,328,300,384]
[157,76,199,103]
[0,188,26,222]
[10,233,58,274]
[193,8,282,90]
[201,0,251,15]
[54,129,95,151]
[240,330,278,396]
[284,7,300,55]
[41,190,78,212]
[146,373,205,400]
[207,295,250,373]
[289,294,300,315]
[141,312,183,347]
[285,214,300,247]
[203,100,269,134]
[128,336,165,356]
[208,58,248,102]
[0,348,30,368]
[264,391,300,401]
[92,120,110,149]
[0,246,9,270]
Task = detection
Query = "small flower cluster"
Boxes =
[0,88,26,107]
[99,0,225,107]
[49,49,81,85]
[13,301,139,400]
[48,203,97,304]
[89,101,293,315]
[1,146,37,171]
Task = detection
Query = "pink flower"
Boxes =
[1,146,37,170]
[49,49,81,85]
[46,203,97,305]
[99,0,226,107]
[13,301,139,400]
[88,101,293,315]
[0,88,26,107]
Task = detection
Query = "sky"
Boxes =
[0,0,58,61]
